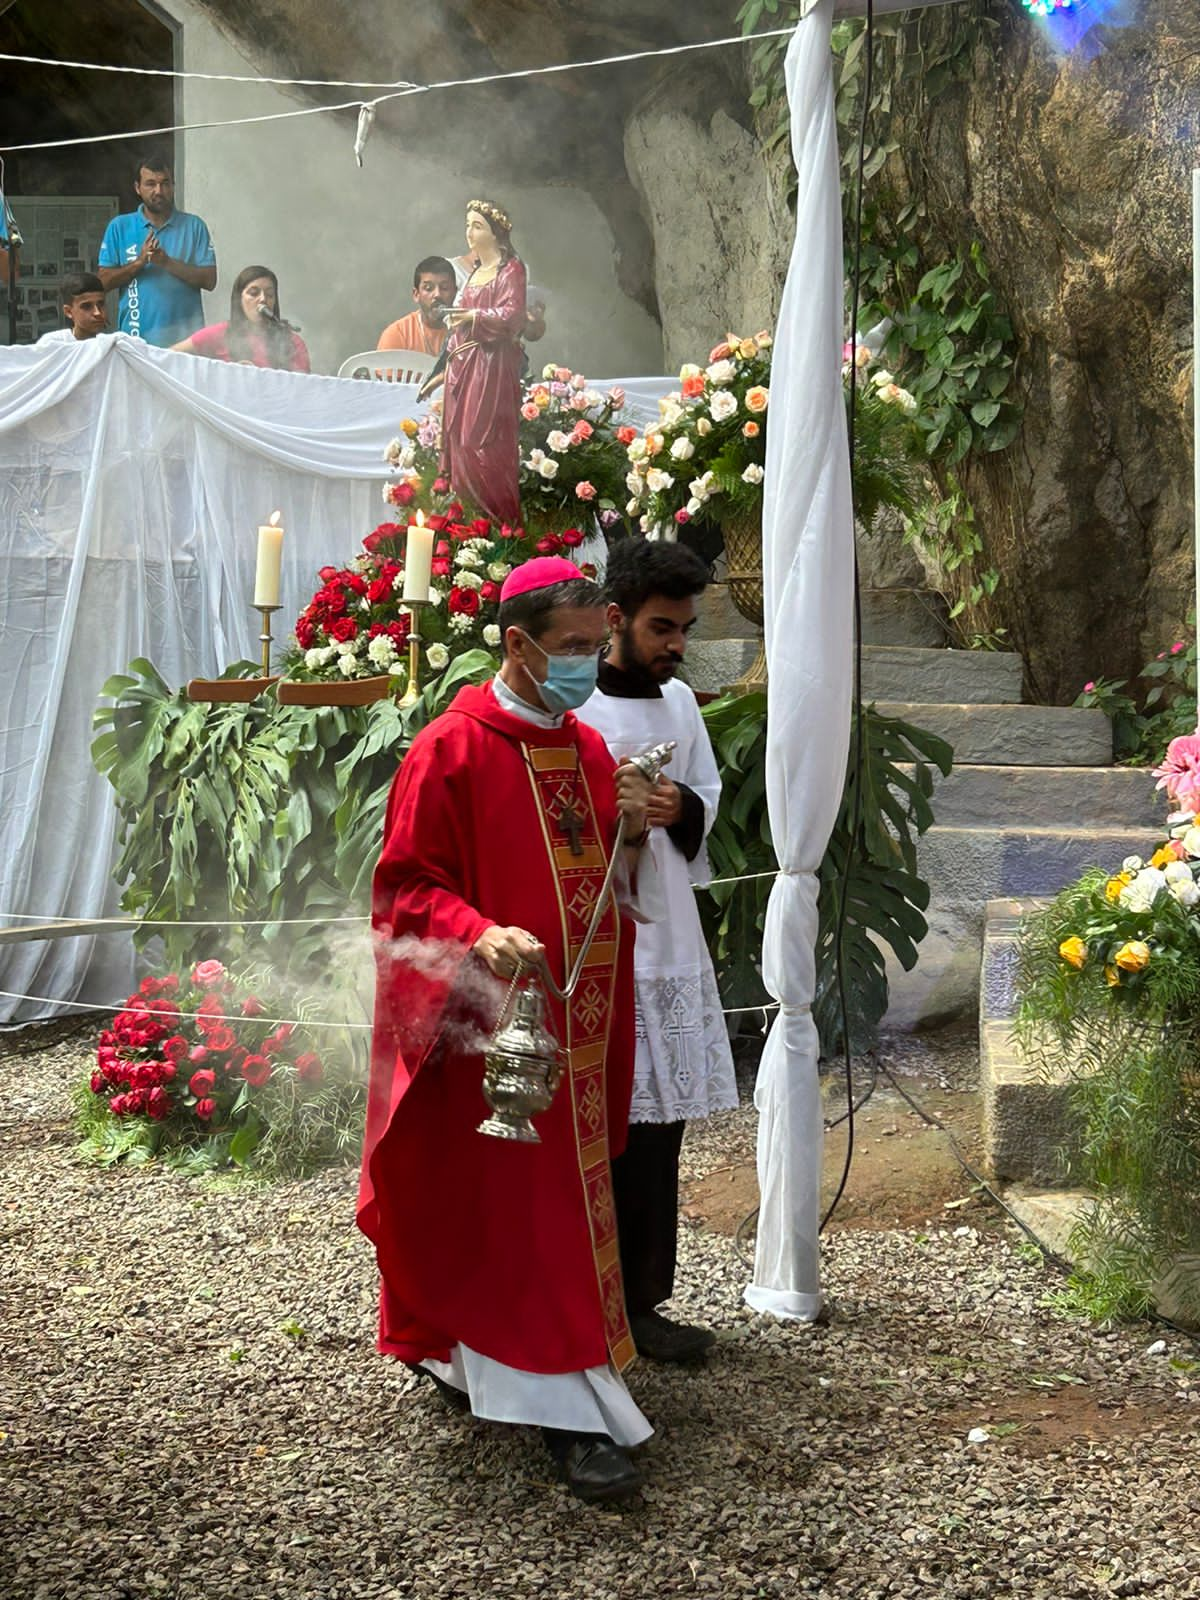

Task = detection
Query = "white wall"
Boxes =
[168,0,663,378]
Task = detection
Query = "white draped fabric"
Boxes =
[744,2,855,1320]
[0,336,672,1022]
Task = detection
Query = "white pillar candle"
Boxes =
[403,512,433,603]
[254,512,284,607]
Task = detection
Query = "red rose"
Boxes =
[535,535,562,556]
[447,501,464,520]
[90,1071,104,1094]
[189,1068,217,1096]
[319,565,339,583]
[392,480,416,507]
[342,572,368,596]
[205,1026,236,1054]
[241,1055,272,1089]
[497,522,519,540]
[367,576,392,605]
[616,425,637,445]
[161,1062,177,1083]
[328,617,358,643]
[479,581,500,603]
[194,1097,216,1121]
[147,1087,171,1121]
[294,1052,324,1084]
[387,619,411,646]
[471,518,491,536]
[139,975,161,997]
[432,477,449,493]
[447,523,472,542]
[559,528,584,548]
[159,1035,188,1062]
[109,1093,128,1115]
[187,1045,209,1065]
[448,587,481,617]
[426,515,448,534]
[295,620,316,650]
[319,587,347,616]
[239,996,262,1018]
[431,558,451,578]
[158,975,180,996]
[435,540,450,557]
[191,959,226,989]
[674,509,690,525]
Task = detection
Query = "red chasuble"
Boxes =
[357,680,637,1376]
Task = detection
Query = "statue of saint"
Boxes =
[440,199,527,528]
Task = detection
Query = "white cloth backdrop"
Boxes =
[744,1,855,1319]
[0,335,672,1021]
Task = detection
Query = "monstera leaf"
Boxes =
[700,693,952,1056]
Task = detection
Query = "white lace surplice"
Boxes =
[579,677,739,1124]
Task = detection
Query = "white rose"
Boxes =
[645,468,675,494]
[626,471,643,495]
[670,436,695,461]
[384,438,403,465]
[706,359,736,385]
[388,662,405,677]
[487,561,512,582]
[338,652,357,677]
[304,648,325,670]
[547,430,572,452]
[483,623,501,647]
[367,635,396,668]
[688,477,709,502]
[455,548,483,569]
[709,390,738,423]
[541,362,556,380]
[1118,867,1165,913]
[1183,827,1200,859]
[526,448,546,467]
[1169,876,1200,907]
[1164,860,1192,883]
[658,397,684,427]
[679,363,702,381]
[583,390,601,409]
[538,457,560,480]
[426,642,450,670]
[627,437,648,462]
[894,387,917,415]
[626,497,641,515]
[686,497,702,517]
[742,463,765,485]
[696,417,713,436]
[1122,855,1144,872]
[871,369,895,388]
[455,569,483,591]
[337,638,358,656]
[427,588,442,606]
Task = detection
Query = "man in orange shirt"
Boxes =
[376,255,456,356]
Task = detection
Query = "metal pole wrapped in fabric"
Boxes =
[743,0,855,1321]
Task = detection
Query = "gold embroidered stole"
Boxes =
[521,743,635,1372]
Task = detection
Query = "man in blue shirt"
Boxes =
[98,150,216,347]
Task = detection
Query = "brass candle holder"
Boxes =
[396,597,431,709]
[257,604,281,679]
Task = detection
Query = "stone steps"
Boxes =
[862,645,1023,706]
[875,701,1113,767]
[901,763,1161,830]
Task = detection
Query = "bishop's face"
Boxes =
[609,594,697,684]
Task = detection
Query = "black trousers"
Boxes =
[611,1119,686,1316]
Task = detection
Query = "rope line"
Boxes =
[0,26,796,153]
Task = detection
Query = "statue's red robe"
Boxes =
[357,681,638,1376]
[441,253,526,526]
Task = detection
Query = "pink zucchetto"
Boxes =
[498,557,585,602]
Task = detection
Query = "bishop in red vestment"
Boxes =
[357,559,660,1504]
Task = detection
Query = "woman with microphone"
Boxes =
[171,264,310,372]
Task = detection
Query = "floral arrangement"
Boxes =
[287,365,626,686]
[82,960,329,1167]
[1015,736,1200,1320]
[623,331,772,534]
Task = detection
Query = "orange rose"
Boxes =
[745,385,770,414]
[681,374,706,399]
[743,421,760,439]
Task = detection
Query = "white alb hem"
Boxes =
[421,1343,653,1446]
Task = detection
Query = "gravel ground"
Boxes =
[3,1027,1200,1599]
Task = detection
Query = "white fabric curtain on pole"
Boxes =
[744,0,855,1319]
[0,337,673,1022]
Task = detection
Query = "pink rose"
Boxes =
[191,959,226,989]
[574,481,597,501]
[1083,681,1095,693]
[521,402,539,421]
[571,421,594,442]
[608,387,625,408]
[569,392,590,412]
[187,1045,209,1065]
[674,509,690,525]
[535,535,562,556]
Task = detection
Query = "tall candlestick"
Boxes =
[254,511,284,607]
[397,599,430,708]
[402,511,433,603]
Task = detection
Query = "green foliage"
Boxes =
[1017,870,1200,1322]
[699,691,952,1054]
[1073,627,1196,766]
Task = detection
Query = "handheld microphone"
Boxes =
[258,302,301,333]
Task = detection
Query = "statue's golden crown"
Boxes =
[466,198,513,234]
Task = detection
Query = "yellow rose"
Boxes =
[1104,872,1132,904]
[1105,964,1121,987]
[739,339,758,360]
[1114,940,1151,973]
[400,418,419,439]
[745,385,770,414]
[1058,936,1088,969]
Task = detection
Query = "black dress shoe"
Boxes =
[412,1366,471,1413]
[629,1309,717,1363]
[543,1431,642,1505]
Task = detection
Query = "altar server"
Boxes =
[578,538,738,1362]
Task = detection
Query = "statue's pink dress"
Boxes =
[441,254,527,527]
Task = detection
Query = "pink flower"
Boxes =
[191,959,226,989]
[569,392,590,412]
[1153,732,1200,809]
[674,509,690,525]
[521,402,539,421]
[608,387,625,409]
[1171,642,1186,655]
[574,481,597,501]
[571,421,594,443]
[1083,681,1095,693]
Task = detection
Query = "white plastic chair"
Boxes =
[338,348,434,384]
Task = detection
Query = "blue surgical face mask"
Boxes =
[520,631,599,714]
